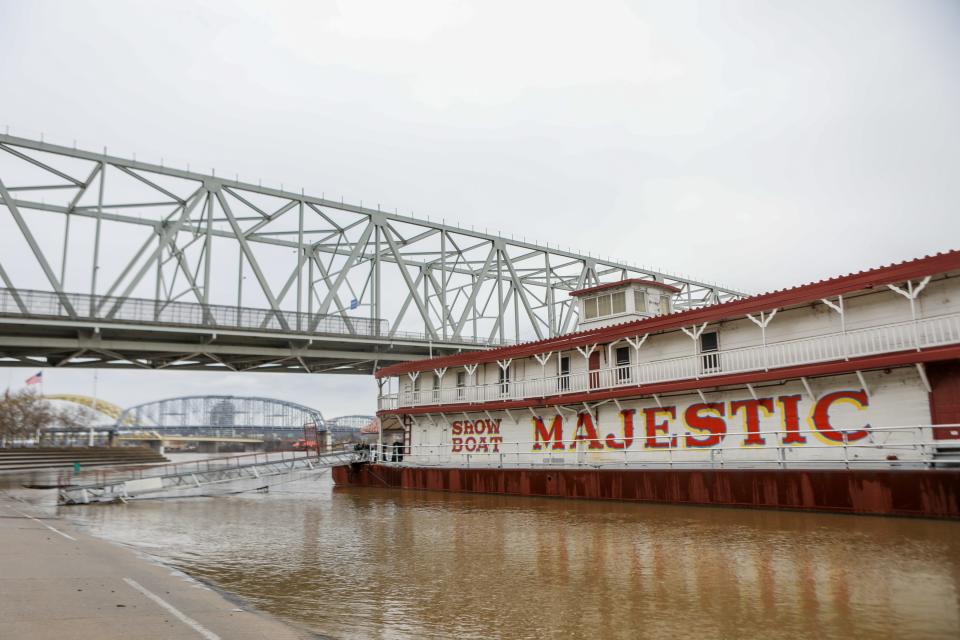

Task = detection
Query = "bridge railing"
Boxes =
[0,287,505,346]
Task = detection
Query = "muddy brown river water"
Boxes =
[11,471,960,639]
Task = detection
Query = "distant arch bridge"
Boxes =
[44,394,126,420]
[113,395,351,436]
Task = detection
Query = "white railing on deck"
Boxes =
[379,312,960,410]
[367,424,960,470]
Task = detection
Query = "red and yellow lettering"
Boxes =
[463,420,475,434]
[532,415,565,450]
[730,398,774,446]
[490,436,502,452]
[477,436,489,452]
[810,390,870,443]
[475,420,486,435]
[464,436,477,452]
[643,407,677,448]
[777,395,806,444]
[573,412,604,449]
[451,421,462,435]
[451,437,463,452]
[488,419,502,435]
[683,403,726,447]
[606,409,636,449]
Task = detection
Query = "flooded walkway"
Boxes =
[0,491,314,640]
[53,474,960,639]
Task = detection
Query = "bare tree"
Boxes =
[0,389,93,446]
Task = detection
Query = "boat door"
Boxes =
[928,361,960,440]
[589,351,601,389]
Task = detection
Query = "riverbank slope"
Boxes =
[0,492,319,640]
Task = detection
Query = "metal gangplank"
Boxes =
[58,449,362,505]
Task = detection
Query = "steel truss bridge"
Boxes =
[0,133,744,374]
[327,414,376,431]
[114,395,344,436]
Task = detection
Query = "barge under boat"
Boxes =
[333,251,960,519]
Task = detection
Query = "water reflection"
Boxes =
[62,476,960,639]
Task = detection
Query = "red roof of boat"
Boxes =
[375,249,960,378]
[568,278,682,297]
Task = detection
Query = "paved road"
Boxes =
[0,492,321,639]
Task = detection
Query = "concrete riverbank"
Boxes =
[0,492,318,640]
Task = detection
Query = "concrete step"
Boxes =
[0,447,161,457]
[0,453,164,462]
[0,459,166,471]
[0,447,168,471]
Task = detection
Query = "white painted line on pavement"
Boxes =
[6,506,77,541]
[123,577,222,640]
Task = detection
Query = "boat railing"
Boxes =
[366,423,960,470]
[379,312,960,410]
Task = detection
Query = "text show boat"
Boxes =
[333,252,960,518]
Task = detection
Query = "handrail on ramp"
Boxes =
[59,449,363,505]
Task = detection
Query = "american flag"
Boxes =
[25,371,43,385]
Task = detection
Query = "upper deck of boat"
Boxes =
[377,251,960,414]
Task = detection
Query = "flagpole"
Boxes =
[90,369,98,447]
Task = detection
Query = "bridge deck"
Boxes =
[0,288,495,374]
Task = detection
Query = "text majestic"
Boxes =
[448,389,869,453]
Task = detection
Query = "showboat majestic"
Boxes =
[334,251,960,518]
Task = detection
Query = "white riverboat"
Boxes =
[334,251,960,518]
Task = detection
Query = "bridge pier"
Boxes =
[147,440,165,456]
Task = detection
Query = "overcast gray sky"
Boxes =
[1,0,958,418]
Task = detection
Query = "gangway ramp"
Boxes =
[58,449,362,504]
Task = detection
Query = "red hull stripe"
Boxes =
[378,343,960,417]
[376,250,960,378]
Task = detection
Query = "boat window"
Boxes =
[456,371,466,399]
[659,294,671,315]
[598,295,612,317]
[612,292,626,314]
[584,291,631,321]
[615,346,631,382]
[498,366,511,396]
[584,297,598,319]
[700,331,719,352]
[558,356,570,391]
[634,289,646,314]
[699,331,720,374]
